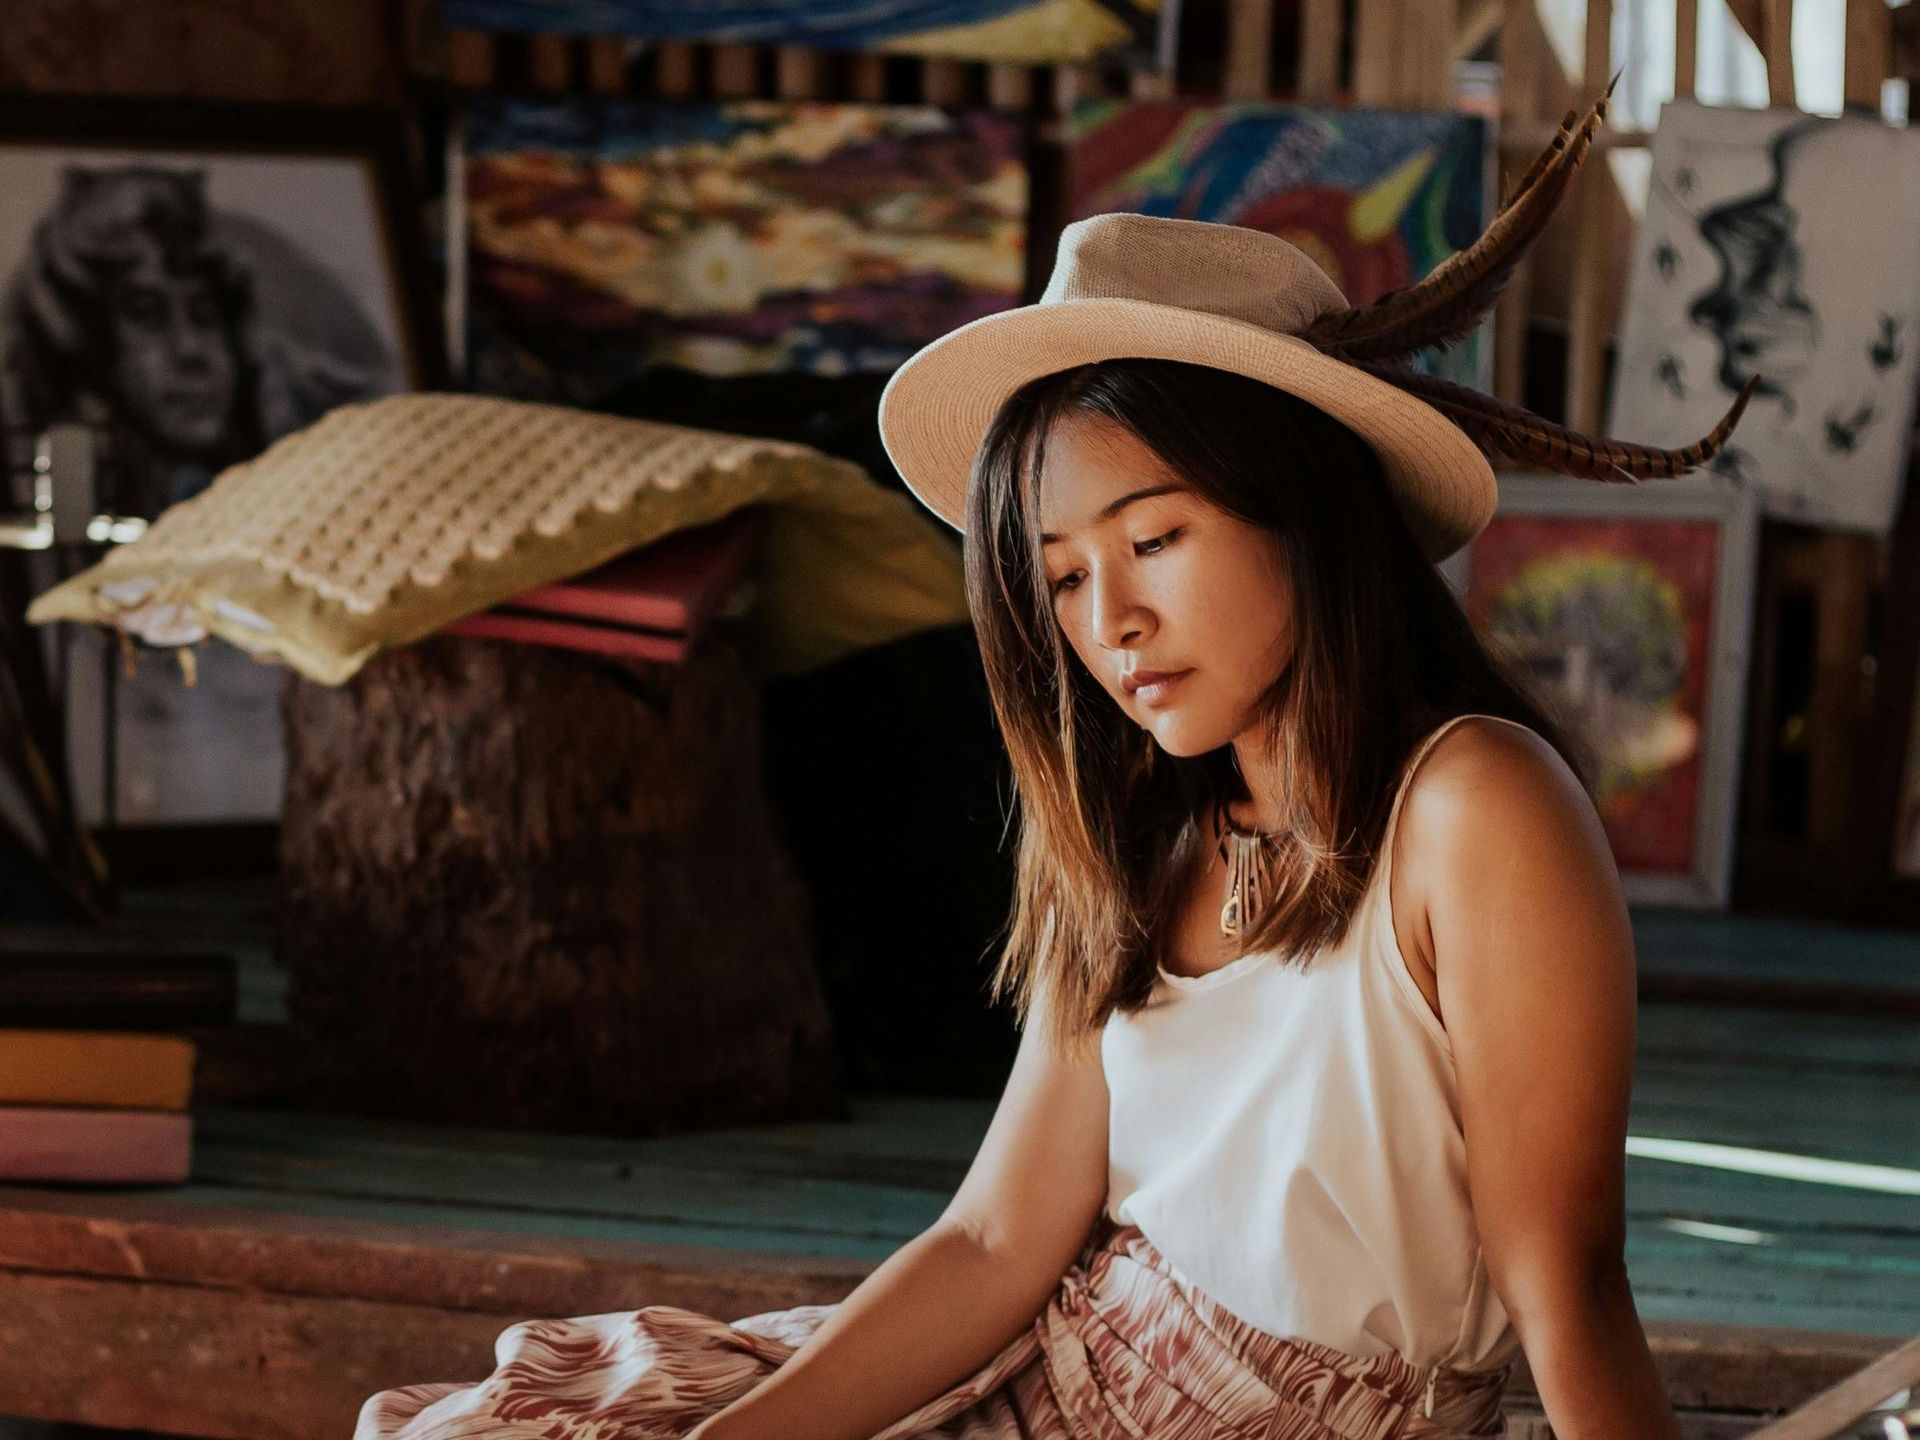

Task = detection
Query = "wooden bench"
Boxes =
[0,1064,1908,1440]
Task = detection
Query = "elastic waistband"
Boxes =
[1060,1214,1513,1439]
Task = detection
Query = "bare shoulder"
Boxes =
[1406,716,1591,829]
[1391,717,1616,983]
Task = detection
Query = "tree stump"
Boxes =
[276,630,843,1136]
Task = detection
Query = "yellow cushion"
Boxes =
[28,392,968,684]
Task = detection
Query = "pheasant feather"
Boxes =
[1302,73,1621,365]
[1358,364,1762,482]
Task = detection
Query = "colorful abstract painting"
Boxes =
[1459,477,1759,907]
[440,0,1175,68]
[460,98,1026,401]
[1066,100,1492,387]
[1610,99,1920,535]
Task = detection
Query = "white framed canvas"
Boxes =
[1609,98,1920,536]
[1454,473,1761,909]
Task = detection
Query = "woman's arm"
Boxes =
[1405,720,1683,1440]
[690,977,1111,1440]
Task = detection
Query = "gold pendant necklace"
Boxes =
[1218,819,1274,938]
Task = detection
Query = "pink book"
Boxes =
[0,1106,191,1184]
[445,508,764,662]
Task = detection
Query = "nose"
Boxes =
[164,301,218,365]
[1089,564,1149,651]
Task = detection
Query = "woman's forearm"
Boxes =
[690,1221,1066,1440]
[1526,1268,1684,1440]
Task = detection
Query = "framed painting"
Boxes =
[1609,98,1920,536]
[455,96,1027,404]
[1066,99,1494,389]
[439,0,1180,70]
[1452,473,1761,909]
[0,98,442,827]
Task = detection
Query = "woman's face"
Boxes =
[1035,411,1294,758]
[107,245,237,455]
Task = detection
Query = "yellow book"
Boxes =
[0,1030,195,1111]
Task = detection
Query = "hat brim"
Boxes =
[877,297,1497,563]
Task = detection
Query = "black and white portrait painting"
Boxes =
[1610,99,1920,536]
[0,119,423,825]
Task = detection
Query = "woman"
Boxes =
[355,90,1751,1440]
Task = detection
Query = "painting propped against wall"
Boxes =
[1066,100,1494,389]
[1610,99,1920,536]
[0,100,439,827]
[1456,474,1760,909]
[458,97,1027,403]
[440,0,1179,69]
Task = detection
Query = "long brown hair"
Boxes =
[967,357,1594,1057]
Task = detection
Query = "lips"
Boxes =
[1122,668,1192,695]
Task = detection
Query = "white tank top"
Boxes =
[1101,712,1527,1374]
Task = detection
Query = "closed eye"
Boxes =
[1049,528,1183,595]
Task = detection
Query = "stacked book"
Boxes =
[444,507,765,663]
[0,951,236,1183]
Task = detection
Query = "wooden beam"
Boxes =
[1739,1334,1920,1440]
[1225,0,1275,100]
[529,33,570,91]
[1352,0,1395,103]
[1401,0,1455,107]
[585,36,627,94]
[1761,0,1796,106]
[1128,65,1174,100]
[849,51,888,102]
[1564,0,1614,435]
[774,45,822,100]
[712,42,758,98]
[1456,0,1503,63]
[1675,0,1698,99]
[1493,0,1540,406]
[987,63,1033,110]
[1723,0,1765,52]
[655,39,698,97]
[1843,0,1889,109]
[1298,0,1342,101]
[446,29,494,90]
[922,58,970,107]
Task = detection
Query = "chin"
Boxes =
[1142,716,1232,758]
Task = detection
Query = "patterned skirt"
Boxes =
[354,1214,1515,1440]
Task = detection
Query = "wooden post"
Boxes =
[922,59,970,107]
[1352,0,1395,104]
[1843,0,1889,110]
[1761,0,1796,106]
[1297,0,1342,102]
[849,52,888,102]
[447,30,495,89]
[1564,0,1614,436]
[655,40,698,97]
[1225,0,1274,100]
[774,46,821,101]
[987,64,1034,110]
[1494,0,1539,406]
[1400,0,1454,108]
[585,36,626,94]
[529,33,571,90]
[1675,0,1699,99]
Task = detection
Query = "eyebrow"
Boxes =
[1039,484,1185,546]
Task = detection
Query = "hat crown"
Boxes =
[1039,213,1350,337]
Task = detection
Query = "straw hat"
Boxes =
[878,84,1755,564]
